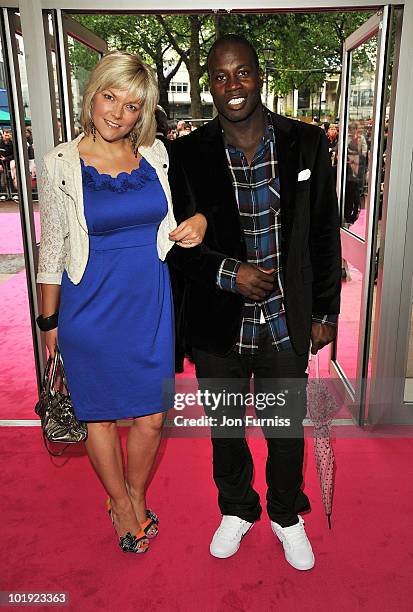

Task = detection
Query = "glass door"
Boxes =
[0,9,42,419]
[45,10,107,143]
[331,7,394,424]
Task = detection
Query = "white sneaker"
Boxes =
[210,515,253,558]
[271,515,315,570]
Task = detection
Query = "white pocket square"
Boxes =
[298,168,311,182]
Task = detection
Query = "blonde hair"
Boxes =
[80,50,159,149]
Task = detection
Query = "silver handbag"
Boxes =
[35,348,88,455]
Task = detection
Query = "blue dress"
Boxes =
[58,158,174,421]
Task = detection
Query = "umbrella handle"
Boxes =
[315,352,320,380]
[309,350,321,380]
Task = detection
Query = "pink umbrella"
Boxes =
[307,353,337,529]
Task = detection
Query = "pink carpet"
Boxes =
[0,211,40,420]
[0,211,40,254]
[350,208,367,241]
[0,269,38,419]
[1,427,412,611]
[335,263,363,383]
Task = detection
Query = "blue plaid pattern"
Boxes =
[217,116,336,355]
[217,120,291,354]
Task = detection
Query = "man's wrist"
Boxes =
[312,314,338,326]
[216,258,242,292]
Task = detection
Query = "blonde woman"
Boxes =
[36,51,207,554]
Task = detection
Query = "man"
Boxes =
[167,35,341,571]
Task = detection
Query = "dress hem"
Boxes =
[76,404,171,423]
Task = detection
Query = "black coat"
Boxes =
[167,112,341,356]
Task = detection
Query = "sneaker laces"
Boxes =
[282,519,308,549]
[216,516,248,541]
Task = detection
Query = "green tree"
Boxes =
[156,14,215,119]
[298,12,374,117]
[214,11,372,116]
[72,14,184,118]
[73,11,373,120]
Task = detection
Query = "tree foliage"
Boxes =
[71,11,373,119]
[72,14,185,117]
[216,11,373,114]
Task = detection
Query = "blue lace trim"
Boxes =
[81,157,158,192]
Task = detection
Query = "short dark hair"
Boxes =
[155,107,169,138]
[207,34,260,75]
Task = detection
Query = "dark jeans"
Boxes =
[192,325,310,527]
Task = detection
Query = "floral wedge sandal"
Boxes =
[124,482,159,538]
[141,509,159,538]
[106,498,149,554]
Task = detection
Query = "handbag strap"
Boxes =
[47,347,70,396]
[57,348,70,392]
[40,347,71,456]
[40,355,54,395]
[49,349,61,395]
[42,433,70,457]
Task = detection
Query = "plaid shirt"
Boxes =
[217,115,336,355]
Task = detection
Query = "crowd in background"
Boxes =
[166,119,199,140]
[0,112,387,226]
[0,127,36,201]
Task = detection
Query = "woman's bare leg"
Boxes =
[126,412,166,524]
[85,421,141,536]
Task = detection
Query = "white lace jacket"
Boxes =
[36,133,177,285]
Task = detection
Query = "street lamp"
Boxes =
[318,83,323,122]
[262,47,274,108]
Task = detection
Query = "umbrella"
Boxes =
[306,352,338,529]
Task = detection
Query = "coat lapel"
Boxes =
[272,113,299,257]
[199,113,299,259]
[51,134,88,233]
[202,117,238,208]
[201,118,244,253]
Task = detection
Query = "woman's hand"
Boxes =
[169,213,207,248]
[45,328,58,359]
[40,285,60,359]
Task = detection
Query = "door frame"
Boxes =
[0,9,44,389]
[47,11,108,143]
[330,7,395,424]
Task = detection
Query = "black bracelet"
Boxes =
[36,311,59,331]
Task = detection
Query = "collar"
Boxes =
[223,108,275,154]
[48,132,85,164]
[263,110,275,145]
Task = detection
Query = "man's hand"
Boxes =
[310,322,336,355]
[235,263,275,301]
